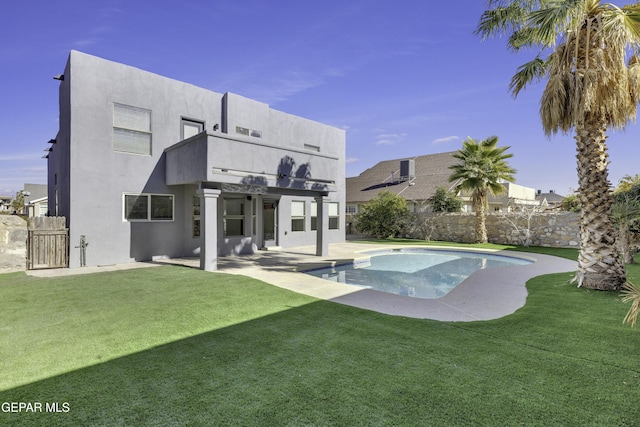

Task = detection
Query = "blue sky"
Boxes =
[1,0,639,198]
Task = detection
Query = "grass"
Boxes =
[1,248,639,426]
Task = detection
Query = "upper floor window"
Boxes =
[113,103,152,155]
[182,118,204,140]
[236,126,262,138]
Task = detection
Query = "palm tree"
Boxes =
[449,136,517,243]
[476,0,640,290]
[612,192,640,264]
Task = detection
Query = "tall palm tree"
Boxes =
[476,0,640,290]
[449,136,517,243]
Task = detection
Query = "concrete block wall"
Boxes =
[0,215,27,273]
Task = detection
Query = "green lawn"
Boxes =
[1,248,639,426]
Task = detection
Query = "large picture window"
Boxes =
[113,103,152,155]
[123,194,174,221]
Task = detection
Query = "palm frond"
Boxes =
[476,3,529,40]
[617,4,640,42]
[509,27,545,51]
[510,56,549,97]
[622,281,640,327]
[527,5,575,47]
[628,55,640,104]
[540,73,570,135]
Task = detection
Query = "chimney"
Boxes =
[399,159,415,181]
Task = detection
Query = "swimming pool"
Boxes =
[304,248,533,299]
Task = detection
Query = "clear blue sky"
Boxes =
[1,0,638,198]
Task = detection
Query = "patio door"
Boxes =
[263,200,277,247]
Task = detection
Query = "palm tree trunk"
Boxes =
[618,224,635,264]
[474,194,488,243]
[574,114,626,290]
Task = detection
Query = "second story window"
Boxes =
[182,118,204,140]
[113,103,152,155]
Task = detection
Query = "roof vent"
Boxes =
[400,159,415,181]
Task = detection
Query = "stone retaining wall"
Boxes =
[413,212,580,247]
[0,215,27,273]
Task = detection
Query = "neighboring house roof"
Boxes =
[26,196,48,205]
[536,191,565,205]
[22,184,47,205]
[347,151,460,204]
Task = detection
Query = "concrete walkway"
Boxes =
[28,243,577,322]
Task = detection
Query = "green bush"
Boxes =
[428,187,463,213]
[355,191,410,238]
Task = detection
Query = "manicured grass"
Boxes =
[1,253,639,426]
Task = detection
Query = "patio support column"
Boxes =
[197,188,221,271]
[315,195,329,256]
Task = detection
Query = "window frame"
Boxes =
[310,201,339,230]
[223,197,245,237]
[123,193,174,222]
[113,103,152,156]
[328,202,339,230]
[181,118,205,140]
[192,195,201,238]
[291,200,306,232]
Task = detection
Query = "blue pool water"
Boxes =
[304,249,532,299]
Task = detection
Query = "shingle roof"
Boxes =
[535,192,565,204]
[346,151,460,204]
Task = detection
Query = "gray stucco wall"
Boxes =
[57,51,222,267]
[49,51,345,267]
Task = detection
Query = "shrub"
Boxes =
[428,187,463,213]
[355,191,410,238]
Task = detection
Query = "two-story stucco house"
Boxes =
[47,51,345,270]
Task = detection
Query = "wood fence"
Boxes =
[27,216,68,270]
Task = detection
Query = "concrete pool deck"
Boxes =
[28,242,577,321]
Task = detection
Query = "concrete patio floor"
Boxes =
[27,242,577,322]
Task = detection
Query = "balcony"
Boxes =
[165,132,339,193]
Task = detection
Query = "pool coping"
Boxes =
[211,243,577,322]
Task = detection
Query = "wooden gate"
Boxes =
[27,217,69,270]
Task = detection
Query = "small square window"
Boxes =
[182,119,204,140]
